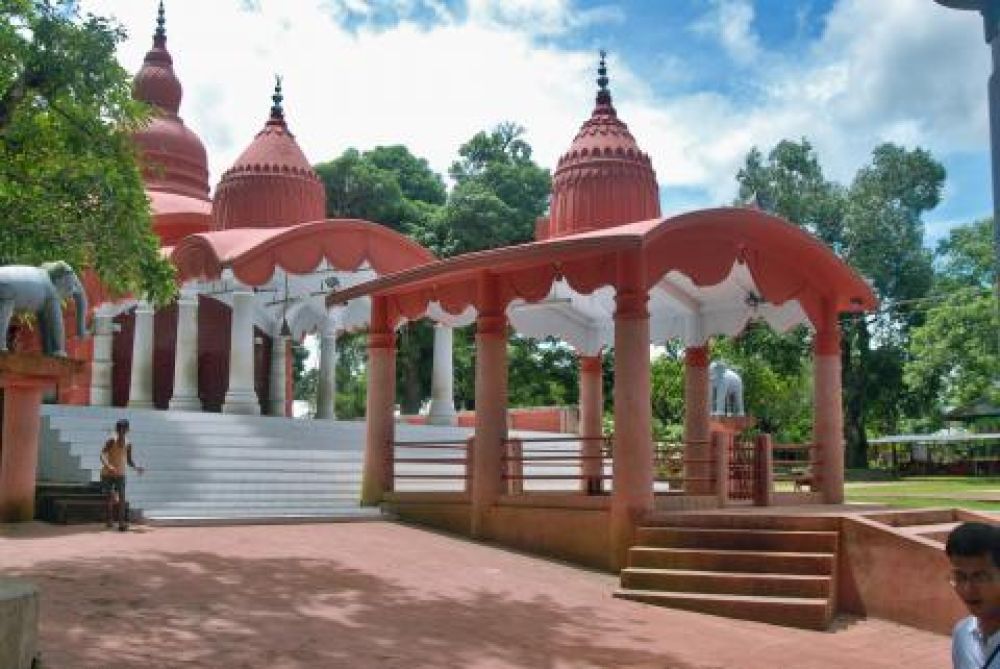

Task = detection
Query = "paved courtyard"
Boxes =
[1,521,949,668]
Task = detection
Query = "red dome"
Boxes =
[131,5,211,207]
[212,81,326,230]
[547,54,660,238]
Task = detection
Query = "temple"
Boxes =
[75,3,437,420]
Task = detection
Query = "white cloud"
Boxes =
[80,0,991,219]
[692,0,762,65]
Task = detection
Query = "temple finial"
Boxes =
[154,1,166,43]
[270,75,284,121]
[596,49,612,108]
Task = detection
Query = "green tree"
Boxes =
[905,218,999,412]
[314,145,447,413]
[0,0,174,302]
[736,140,944,466]
[413,122,550,257]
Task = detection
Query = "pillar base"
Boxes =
[426,407,458,426]
[127,399,154,410]
[90,387,112,407]
[222,391,260,415]
[168,395,202,412]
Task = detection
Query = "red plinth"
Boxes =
[709,415,756,435]
[0,353,84,522]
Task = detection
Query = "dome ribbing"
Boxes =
[547,52,660,238]
[212,77,326,230]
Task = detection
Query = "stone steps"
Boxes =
[37,405,396,524]
[613,589,831,631]
[616,514,838,630]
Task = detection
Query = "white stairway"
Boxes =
[37,405,477,524]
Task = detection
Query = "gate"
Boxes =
[728,438,757,501]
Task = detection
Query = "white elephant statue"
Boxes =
[0,261,88,356]
[709,360,745,416]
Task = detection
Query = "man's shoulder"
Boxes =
[954,615,978,638]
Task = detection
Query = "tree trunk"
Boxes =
[842,317,870,469]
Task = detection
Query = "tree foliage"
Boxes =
[0,0,174,302]
[411,122,551,257]
[737,139,945,466]
[905,218,999,411]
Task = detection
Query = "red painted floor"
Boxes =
[1,521,949,668]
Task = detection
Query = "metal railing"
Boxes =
[772,443,818,492]
[654,440,716,495]
[501,436,612,494]
[390,438,471,493]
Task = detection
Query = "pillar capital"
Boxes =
[685,345,710,367]
[614,289,649,319]
[368,331,396,351]
[476,313,507,338]
[579,354,602,373]
[813,325,841,356]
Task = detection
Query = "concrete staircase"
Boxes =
[615,513,839,630]
[39,405,480,524]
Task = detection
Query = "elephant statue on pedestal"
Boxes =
[709,360,745,416]
[0,262,88,356]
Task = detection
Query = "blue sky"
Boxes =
[82,0,992,247]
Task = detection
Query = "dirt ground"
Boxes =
[0,520,949,669]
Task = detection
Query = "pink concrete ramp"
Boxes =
[0,521,947,668]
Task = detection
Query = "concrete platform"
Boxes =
[0,521,949,668]
[0,578,38,669]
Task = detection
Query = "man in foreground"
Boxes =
[100,418,145,531]
[948,521,1000,669]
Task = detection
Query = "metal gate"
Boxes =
[728,439,757,501]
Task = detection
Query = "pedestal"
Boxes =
[0,353,82,522]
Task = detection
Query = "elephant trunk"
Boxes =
[72,277,88,339]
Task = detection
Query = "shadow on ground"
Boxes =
[11,551,704,669]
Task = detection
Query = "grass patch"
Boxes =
[844,476,1000,511]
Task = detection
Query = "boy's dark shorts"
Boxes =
[101,474,126,495]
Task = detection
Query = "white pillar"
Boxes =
[314,330,338,419]
[127,300,155,409]
[169,288,201,411]
[269,334,288,417]
[89,308,114,406]
[222,288,261,415]
[427,323,457,425]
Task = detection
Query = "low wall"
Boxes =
[386,492,613,571]
[0,579,38,669]
[402,406,580,433]
[384,492,472,536]
[488,499,611,570]
[838,513,966,634]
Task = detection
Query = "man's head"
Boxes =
[946,522,1000,620]
[115,419,129,436]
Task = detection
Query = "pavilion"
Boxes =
[75,3,458,423]
[327,55,877,570]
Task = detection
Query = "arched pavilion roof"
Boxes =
[170,218,435,285]
[326,207,877,349]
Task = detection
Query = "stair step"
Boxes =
[613,589,830,630]
[634,527,838,552]
[620,568,832,598]
[644,512,838,531]
[628,547,834,575]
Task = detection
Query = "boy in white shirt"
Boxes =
[948,522,1000,669]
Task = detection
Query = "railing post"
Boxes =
[464,436,475,494]
[712,431,730,506]
[385,439,395,493]
[754,434,773,507]
[507,439,524,495]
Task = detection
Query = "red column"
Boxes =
[0,378,47,521]
[813,310,844,504]
[361,297,396,506]
[578,353,604,494]
[611,253,653,571]
[471,274,508,537]
[683,345,711,494]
